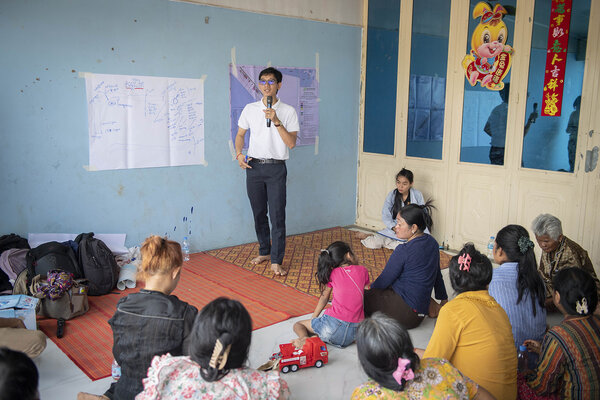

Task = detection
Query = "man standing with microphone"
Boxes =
[235,67,299,276]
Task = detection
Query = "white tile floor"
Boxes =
[35,265,448,399]
[35,242,563,399]
[36,311,443,400]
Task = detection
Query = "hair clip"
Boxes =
[517,236,534,254]
[321,249,330,255]
[576,297,588,315]
[392,358,415,385]
[458,254,471,272]
[208,338,232,371]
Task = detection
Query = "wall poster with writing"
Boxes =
[85,73,205,171]
[229,64,319,149]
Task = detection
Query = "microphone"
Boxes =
[266,96,272,127]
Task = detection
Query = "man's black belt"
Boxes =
[251,158,285,164]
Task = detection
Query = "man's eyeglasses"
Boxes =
[259,79,277,85]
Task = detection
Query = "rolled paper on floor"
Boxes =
[117,263,137,290]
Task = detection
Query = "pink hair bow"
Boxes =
[458,254,471,272]
[481,10,503,24]
[392,358,414,385]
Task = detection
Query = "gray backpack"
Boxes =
[0,248,29,282]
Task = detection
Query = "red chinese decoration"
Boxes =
[542,0,572,116]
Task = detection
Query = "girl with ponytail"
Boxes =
[489,224,546,348]
[292,241,370,349]
[137,297,290,399]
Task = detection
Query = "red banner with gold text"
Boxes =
[542,0,572,116]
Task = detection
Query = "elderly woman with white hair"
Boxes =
[531,213,600,312]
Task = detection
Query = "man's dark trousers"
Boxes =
[246,161,287,265]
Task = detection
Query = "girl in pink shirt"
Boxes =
[293,241,370,348]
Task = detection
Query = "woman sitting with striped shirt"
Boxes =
[521,267,600,399]
[488,224,547,349]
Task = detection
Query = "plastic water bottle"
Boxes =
[517,345,529,372]
[111,359,121,381]
[182,237,190,261]
[487,236,495,258]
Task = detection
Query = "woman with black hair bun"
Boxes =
[137,297,290,399]
[488,224,546,349]
[521,267,600,399]
[352,312,494,399]
[421,243,517,400]
[364,201,448,329]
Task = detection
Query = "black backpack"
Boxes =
[75,233,119,296]
[0,233,30,256]
[0,270,12,293]
[26,241,83,283]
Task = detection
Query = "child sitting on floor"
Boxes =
[78,235,198,400]
[293,241,370,348]
[520,267,600,399]
[136,297,290,399]
[352,312,494,399]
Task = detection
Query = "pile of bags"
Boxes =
[0,232,120,321]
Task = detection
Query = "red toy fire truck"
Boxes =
[273,337,329,373]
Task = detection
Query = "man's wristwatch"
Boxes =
[274,122,281,127]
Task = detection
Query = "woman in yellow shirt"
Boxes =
[421,243,517,400]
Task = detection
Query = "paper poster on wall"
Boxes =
[229,64,319,148]
[85,73,205,171]
[462,2,513,91]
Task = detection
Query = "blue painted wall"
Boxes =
[0,0,361,251]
